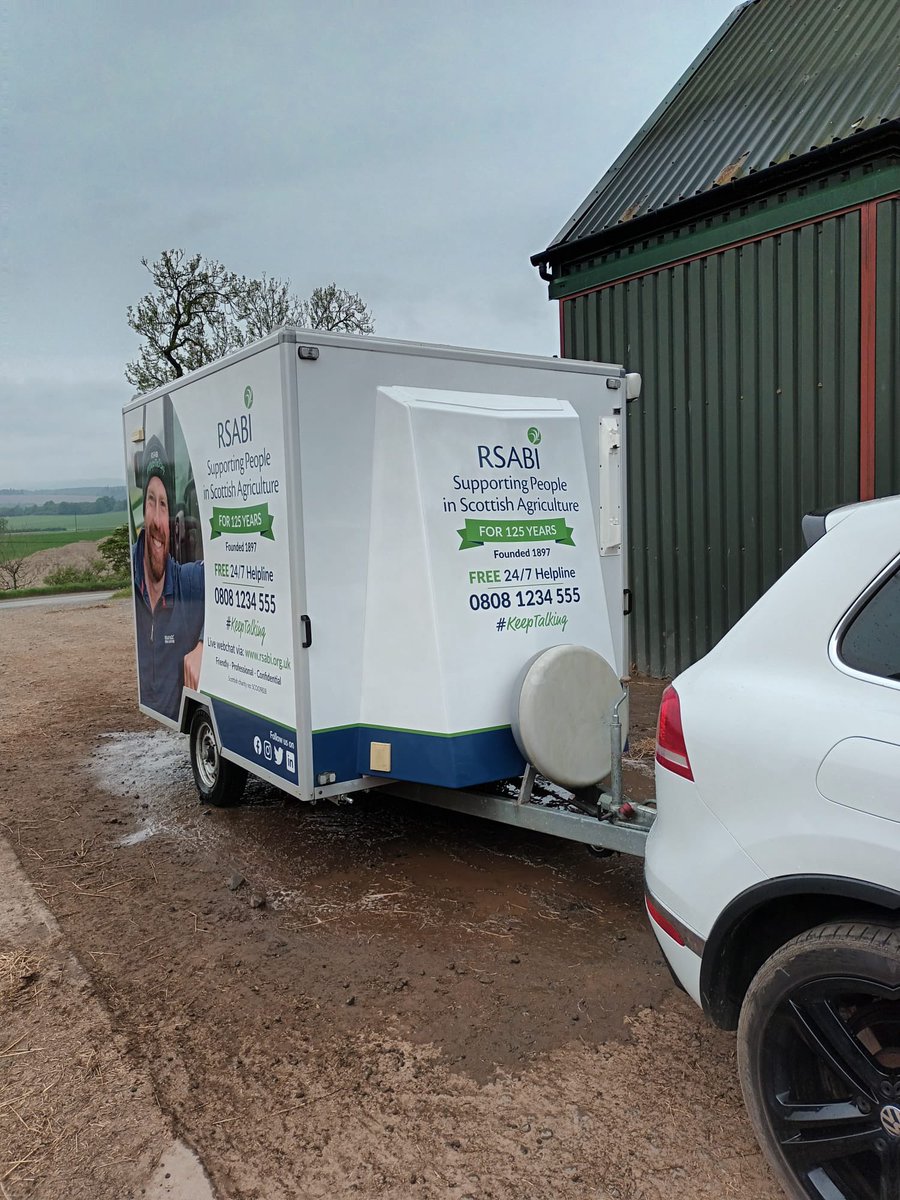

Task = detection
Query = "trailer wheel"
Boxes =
[737,922,900,1200]
[189,707,247,807]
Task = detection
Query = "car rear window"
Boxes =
[839,564,900,680]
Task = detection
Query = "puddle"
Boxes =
[92,729,190,793]
[118,825,159,846]
[144,1138,214,1200]
[85,729,642,934]
[90,730,193,848]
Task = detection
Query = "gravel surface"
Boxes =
[0,598,781,1199]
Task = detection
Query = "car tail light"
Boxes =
[645,891,705,956]
[656,685,693,780]
[645,894,685,946]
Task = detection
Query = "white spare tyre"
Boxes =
[512,645,626,790]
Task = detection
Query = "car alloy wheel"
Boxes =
[738,923,900,1200]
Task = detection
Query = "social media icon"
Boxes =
[274,746,284,766]
[264,741,273,761]
[253,735,262,755]
[286,750,295,774]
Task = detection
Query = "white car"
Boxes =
[644,495,900,1200]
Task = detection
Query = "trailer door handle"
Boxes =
[301,615,312,648]
[623,588,633,617]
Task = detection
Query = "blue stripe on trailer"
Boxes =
[211,697,299,784]
[312,724,525,790]
[311,726,359,782]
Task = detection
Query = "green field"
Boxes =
[2,512,125,532]
[0,529,112,562]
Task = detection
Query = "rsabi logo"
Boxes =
[217,412,252,448]
[477,444,541,470]
[527,426,542,445]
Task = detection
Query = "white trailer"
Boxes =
[123,329,652,856]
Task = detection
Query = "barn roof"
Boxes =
[533,0,900,271]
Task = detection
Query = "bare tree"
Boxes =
[127,251,375,393]
[0,519,35,591]
[300,283,375,334]
[238,274,306,340]
[125,250,247,392]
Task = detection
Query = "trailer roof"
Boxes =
[122,329,629,413]
[533,0,900,269]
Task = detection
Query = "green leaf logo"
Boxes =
[244,386,254,409]
[527,426,542,445]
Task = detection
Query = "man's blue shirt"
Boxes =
[132,531,205,721]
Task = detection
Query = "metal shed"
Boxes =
[533,0,900,677]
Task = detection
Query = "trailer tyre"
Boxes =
[189,707,247,807]
[737,922,900,1200]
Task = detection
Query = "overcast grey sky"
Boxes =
[3,0,738,488]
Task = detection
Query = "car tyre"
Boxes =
[737,921,900,1200]
[189,706,247,807]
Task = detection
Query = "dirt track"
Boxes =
[0,597,781,1199]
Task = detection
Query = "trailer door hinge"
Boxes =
[301,614,313,648]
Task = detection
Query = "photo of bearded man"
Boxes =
[131,435,204,722]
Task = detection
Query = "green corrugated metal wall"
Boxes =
[563,211,864,677]
[875,197,900,496]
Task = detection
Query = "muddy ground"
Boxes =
[0,598,780,1199]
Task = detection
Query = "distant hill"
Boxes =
[0,485,127,511]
